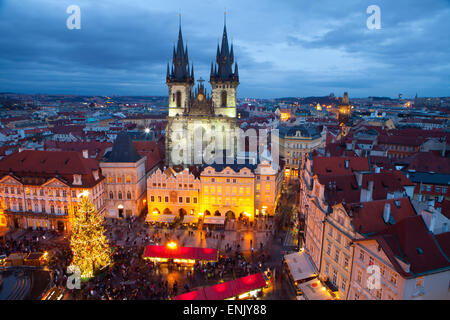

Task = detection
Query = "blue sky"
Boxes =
[0,0,449,98]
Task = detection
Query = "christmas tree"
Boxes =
[70,192,111,279]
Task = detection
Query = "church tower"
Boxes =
[167,23,194,117]
[210,19,239,118]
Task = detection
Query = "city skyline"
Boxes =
[0,0,449,98]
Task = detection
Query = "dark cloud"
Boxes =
[0,0,448,98]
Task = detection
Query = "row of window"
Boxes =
[109,191,132,200]
[358,250,397,286]
[328,227,351,249]
[420,184,448,194]
[152,182,194,189]
[6,203,69,215]
[3,187,90,198]
[107,175,132,184]
[150,195,198,204]
[204,186,252,195]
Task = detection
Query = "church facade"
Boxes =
[165,22,239,166]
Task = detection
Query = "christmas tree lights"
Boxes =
[70,193,111,279]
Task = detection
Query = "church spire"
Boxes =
[167,17,193,84]
[210,16,238,82]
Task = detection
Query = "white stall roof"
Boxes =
[203,217,225,225]
[298,279,333,300]
[146,214,176,223]
[182,215,199,223]
[284,251,316,281]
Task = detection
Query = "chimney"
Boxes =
[356,172,363,187]
[367,180,374,201]
[383,203,391,224]
[82,149,89,159]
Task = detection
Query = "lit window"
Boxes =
[415,277,423,288]
[391,273,397,285]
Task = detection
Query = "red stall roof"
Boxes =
[172,289,208,300]
[173,273,266,300]
[143,245,218,261]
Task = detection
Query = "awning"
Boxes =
[172,289,207,300]
[298,279,333,300]
[143,245,218,261]
[146,214,176,223]
[284,251,316,282]
[181,215,199,223]
[203,217,225,225]
[173,273,266,301]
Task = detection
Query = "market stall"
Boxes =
[284,251,317,284]
[202,216,225,230]
[173,273,267,300]
[297,278,335,300]
[143,243,218,266]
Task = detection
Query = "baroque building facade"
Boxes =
[0,150,105,233]
[100,132,147,219]
[165,22,239,166]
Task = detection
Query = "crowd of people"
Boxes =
[0,213,278,300]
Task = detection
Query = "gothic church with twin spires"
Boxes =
[165,20,239,166]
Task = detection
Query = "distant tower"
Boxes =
[210,16,239,118]
[338,92,351,125]
[166,22,194,117]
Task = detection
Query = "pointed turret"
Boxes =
[167,22,194,84]
[210,20,238,82]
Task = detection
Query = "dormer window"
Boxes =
[73,174,82,185]
[92,170,99,181]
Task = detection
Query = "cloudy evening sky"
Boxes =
[0,0,449,98]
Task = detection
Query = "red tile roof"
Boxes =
[405,152,450,174]
[132,141,162,172]
[361,171,413,200]
[44,141,112,160]
[378,134,424,147]
[349,197,417,235]
[358,215,450,277]
[0,150,103,187]
[313,156,370,176]
[318,174,361,206]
